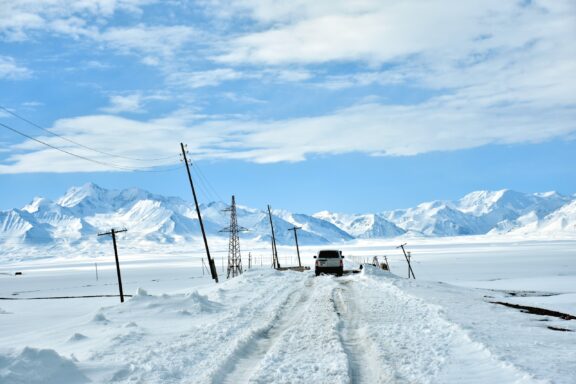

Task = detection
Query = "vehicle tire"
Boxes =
[315,271,320,277]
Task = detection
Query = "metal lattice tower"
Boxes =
[220,195,248,278]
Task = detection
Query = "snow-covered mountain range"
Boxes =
[1,183,575,249]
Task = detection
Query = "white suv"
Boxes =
[314,249,344,276]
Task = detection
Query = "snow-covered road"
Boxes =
[1,266,574,383]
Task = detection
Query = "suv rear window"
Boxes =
[318,250,340,258]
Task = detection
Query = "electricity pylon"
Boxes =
[220,195,248,278]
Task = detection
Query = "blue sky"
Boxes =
[1,0,575,213]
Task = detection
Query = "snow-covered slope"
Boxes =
[0,183,352,249]
[384,201,488,236]
[1,184,575,253]
[0,209,53,244]
[313,211,405,238]
[505,199,576,236]
[457,189,571,228]
[383,189,575,237]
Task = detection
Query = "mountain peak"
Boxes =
[57,183,106,208]
[457,189,521,216]
[534,191,561,198]
[22,197,54,213]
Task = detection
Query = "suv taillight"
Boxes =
[315,260,320,267]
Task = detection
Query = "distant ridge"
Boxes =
[0,183,575,250]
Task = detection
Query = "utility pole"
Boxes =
[267,205,280,269]
[397,243,416,279]
[288,226,302,267]
[407,252,411,278]
[180,143,218,283]
[201,258,207,276]
[248,252,252,269]
[220,195,248,279]
[98,228,127,302]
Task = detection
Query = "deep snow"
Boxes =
[1,238,575,383]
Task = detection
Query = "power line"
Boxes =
[0,105,177,162]
[190,167,215,203]
[193,163,224,203]
[0,122,183,173]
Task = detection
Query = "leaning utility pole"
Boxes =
[267,205,280,269]
[220,195,248,279]
[288,226,302,267]
[180,143,218,283]
[98,228,127,302]
[397,243,416,279]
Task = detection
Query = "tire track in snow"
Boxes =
[353,273,547,384]
[332,279,391,384]
[216,276,316,384]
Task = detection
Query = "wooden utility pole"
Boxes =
[98,228,127,302]
[181,143,218,283]
[407,252,411,278]
[397,243,416,279]
[267,205,280,269]
[288,226,302,267]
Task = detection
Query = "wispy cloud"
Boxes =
[1,0,575,174]
[101,91,171,114]
[96,25,198,60]
[101,94,145,114]
[168,68,244,88]
[2,91,574,173]
[213,0,576,107]
[0,56,32,80]
[0,0,155,40]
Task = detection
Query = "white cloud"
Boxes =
[168,68,244,88]
[101,94,144,114]
[213,1,575,104]
[101,91,171,113]
[214,1,504,65]
[96,25,198,58]
[1,0,575,173]
[271,69,312,82]
[21,101,44,108]
[0,56,32,80]
[210,100,575,163]
[320,71,409,90]
[0,113,207,173]
[0,0,155,40]
[2,91,575,173]
[0,1,194,67]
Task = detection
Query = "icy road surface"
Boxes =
[2,266,574,384]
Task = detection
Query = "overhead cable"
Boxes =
[0,122,183,173]
[0,105,177,162]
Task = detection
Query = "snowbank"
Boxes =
[0,347,88,384]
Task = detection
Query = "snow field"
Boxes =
[1,238,575,383]
[356,269,546,384]
[78,270,311,383]
[390,275,576,384]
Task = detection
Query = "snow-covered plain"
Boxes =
[1,237,575,384]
